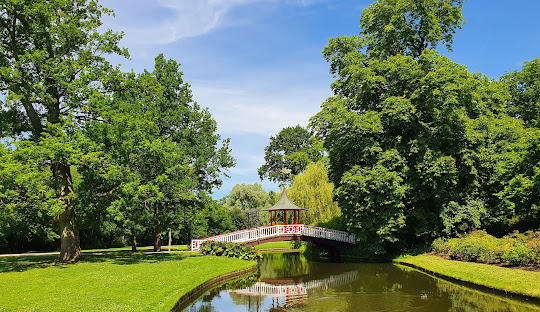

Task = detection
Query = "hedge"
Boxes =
[432,230,540,267]
[199,241,263,262]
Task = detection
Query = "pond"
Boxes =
[185,253,540,312]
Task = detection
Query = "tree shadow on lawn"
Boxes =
[0,255,58,273]
[82,251,198,266]
[0,252,199,273]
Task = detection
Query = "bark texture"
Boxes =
[52,160,82,262]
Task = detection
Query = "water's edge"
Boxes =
[394,260,540,303]
[170,264,259,312]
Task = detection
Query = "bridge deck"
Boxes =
[191,224,355,251]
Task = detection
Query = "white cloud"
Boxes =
[102,0,327,45]
[191,80,328,136]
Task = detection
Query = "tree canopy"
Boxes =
[258,125,323,184]
[286,162,341,225]
[311,0,539,255]
[0,0,127,260]
[0,1,234,258]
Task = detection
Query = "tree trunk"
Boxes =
[153,232,162,252]
[52,160,81,262]
[58,207,82,261]
[131,227,137,252]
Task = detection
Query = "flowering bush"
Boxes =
[432,230,540,267]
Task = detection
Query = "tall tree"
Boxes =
[359,0,465,59]
[502,58,540,127]
[258,125,323,184]
[311,0,531,255]
[0,0,127,261]
[79,55,235,252]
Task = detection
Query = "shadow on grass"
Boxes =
[0,252,199,273]
[0,255,58,273]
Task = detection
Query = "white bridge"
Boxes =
[191,224,355,251]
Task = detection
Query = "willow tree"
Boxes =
[287,162,341,225]
[0,0,127,261]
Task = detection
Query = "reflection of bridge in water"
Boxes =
[229,270,358,306]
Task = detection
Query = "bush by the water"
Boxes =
[432,230,540,267]
[200,241,263,262]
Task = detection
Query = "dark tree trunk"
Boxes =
[153,232,162,252]
[52,160,82,262]
[131,227,137,252]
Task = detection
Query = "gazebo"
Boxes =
[263,188,306,225]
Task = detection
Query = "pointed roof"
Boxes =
[263,188,306,211]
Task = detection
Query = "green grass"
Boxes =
[0,252,256,311]
[395,254,540,298]
[253,241,297,250]
[82,244,189,253]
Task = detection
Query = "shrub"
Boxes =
[200,241,263,262]
[431,230,540,267]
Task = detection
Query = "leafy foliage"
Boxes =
[287,162,341,225]
[502,58,540,127]
[220,183,274,229]
[200,241,263,262]
[0,0,127,260]
[258,125,322,183]
[432,230,540,267]
[311,0,538,255]
[78,55,234,251]
[360,0,465,59]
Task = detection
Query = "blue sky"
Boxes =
[98,0,540,199]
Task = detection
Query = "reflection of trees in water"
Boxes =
[260,253,313,281]
[186,303,217,312]
[187,257,540,312]
[436,279,540,312]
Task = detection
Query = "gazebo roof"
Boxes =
[263,188,306,212]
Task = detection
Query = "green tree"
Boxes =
[287,162,341,225]
[0,0,127,261]
[0,143,60,252]
[221,183,273,229]
[258,125,322,184]
[310,0,532,254]
[502,58,540,127]
[78,55,235,251]
[359,0,465,59]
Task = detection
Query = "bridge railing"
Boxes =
[191,224,355,251]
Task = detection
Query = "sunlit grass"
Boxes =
[82,244,189,253]
[0,252,256,311]
[395,254,540,298]
[253,241,301,250]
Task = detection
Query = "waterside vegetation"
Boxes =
[395,254,540,299]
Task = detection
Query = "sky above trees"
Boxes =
[98,0,540,199]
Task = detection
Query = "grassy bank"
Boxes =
[395,254,540,299]
[0,252,256,311]
[253,241,297,250]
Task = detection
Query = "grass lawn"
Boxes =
[395,254,540,299]
[82,244,189,253]
[253,241,298,250]
[0,252,256,311]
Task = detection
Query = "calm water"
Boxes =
[186,253,540,312]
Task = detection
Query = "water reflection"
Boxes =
[186,253,540,312]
